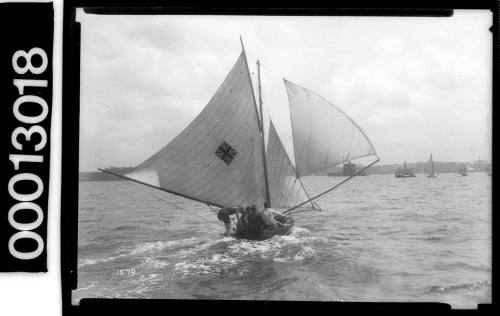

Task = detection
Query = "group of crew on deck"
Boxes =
[216,202,293,239]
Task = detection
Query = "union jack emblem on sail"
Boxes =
[215,141,237,165]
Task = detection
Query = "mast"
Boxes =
[430,154,434,175]
[240,37,271,207]
[257,59,272,207]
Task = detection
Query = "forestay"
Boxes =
[125,52,268,210]
[284,79,377,177]
[266,120,315,209]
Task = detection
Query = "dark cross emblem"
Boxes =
[215,141,237,165]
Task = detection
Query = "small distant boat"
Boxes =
[427,154,438,177]
[395,161,416,178]
[457,163,468,176]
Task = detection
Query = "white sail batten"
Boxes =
[266,120,315,209]
[284,79,377,177]
[125,53,267,210]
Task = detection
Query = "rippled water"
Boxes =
[73,173,491,308]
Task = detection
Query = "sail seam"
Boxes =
[155,72,248,167]
[135,57,248,168]
[177,90,254,194]
[306,89,313,176]
[325,106,335,170]
[162,87,252,193]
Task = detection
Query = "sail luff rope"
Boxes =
[240,38,271,207]
[286,79,378,159]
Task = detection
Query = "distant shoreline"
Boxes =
[80,161,491,182]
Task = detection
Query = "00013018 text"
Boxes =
[7,48,49,260]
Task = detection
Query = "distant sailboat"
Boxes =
[427,154,438,177]
[99,40,379,239]
[395,161,416,178]
[458,163,468,176]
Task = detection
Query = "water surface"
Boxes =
[73,173,491,308]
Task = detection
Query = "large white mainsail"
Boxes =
[266,120,315,209]
[124,52,268,210]
[284,79,377,177]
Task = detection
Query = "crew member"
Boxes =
[236,206,251,233]
[217,206,242,236]
[241,205,266,239]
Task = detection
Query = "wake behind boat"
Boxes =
[100,39,379,240]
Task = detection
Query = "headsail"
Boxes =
[124,52,268,210]
[266,120,316,209]
[284,79,377,177]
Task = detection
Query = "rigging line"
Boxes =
[269,117,317,209]
[282,156,380,214]
[103,170,220,225]
[146,190,216,223]
[130,180,219,224]
[240,44,270,207]
[98,169,223,208]
[288,208,322,216]
[119,179,224,233]
[255,67,317,209]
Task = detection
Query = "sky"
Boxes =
[76,10,492,172]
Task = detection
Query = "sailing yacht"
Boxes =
[100,40,379,240]
[427,154,438,177]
